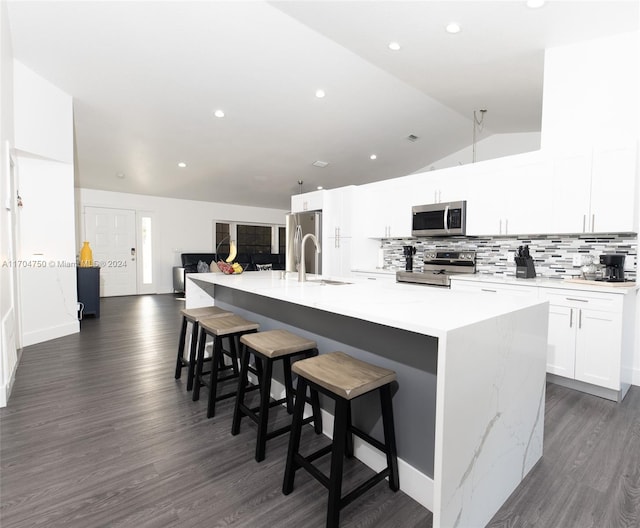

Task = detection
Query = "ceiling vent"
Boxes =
[405,134,419,142]
[312,160,329,168]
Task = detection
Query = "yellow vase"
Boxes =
[79,241,93,267]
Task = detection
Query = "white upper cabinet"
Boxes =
[549,151,592,234]
[291,190,324,213]
[323,186,355,239]
[589,142,638,233]
[465,151,552,236]
[548,142,638,234]
[361,179,412,238]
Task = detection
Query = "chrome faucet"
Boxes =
[298,233,321,282]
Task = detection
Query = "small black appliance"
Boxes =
[403,245,416,271]
[599,254,625,282]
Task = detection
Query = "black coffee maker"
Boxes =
[403,245,416,271]
[599,254,625,282]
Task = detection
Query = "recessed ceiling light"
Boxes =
[116,172,125,179]
[370,154,377,160]
[317,186,323,190]
[315,89,326,98]
[388,42,401,51]
[446,23,461,34]
[312,160,329,168]
[214,109,225,118]
[178,162,187,168]
[526,0,545,8]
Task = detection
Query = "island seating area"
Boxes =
[185,271,549,528]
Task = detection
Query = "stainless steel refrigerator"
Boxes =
[285,212,322,275]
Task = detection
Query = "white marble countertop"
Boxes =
[450,273,638,294]
[189,271,547,339]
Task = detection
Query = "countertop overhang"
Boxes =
[189,271,548,338]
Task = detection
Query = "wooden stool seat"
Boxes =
[284,351,399,528]
[199,314,260,337]
[175,305,233,391]
[292,351,397,400]
[181,305,230,322]
[240,329,317,359]
[192,314,260,418]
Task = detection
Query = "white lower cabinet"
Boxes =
[542,290,624,391]
[451,278,635,400]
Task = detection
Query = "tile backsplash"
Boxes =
[382,234,637,281]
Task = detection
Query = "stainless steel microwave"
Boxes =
[412,201,467,237]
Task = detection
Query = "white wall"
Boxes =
[541,31,640,385]
[415,131,541,172]
[76,188,289,294]
[13,62,78,348]
[0,0,17,406]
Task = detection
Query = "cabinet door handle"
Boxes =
[569,308,573,328]
[505,219,508,235]
[591,214,595,232]
[578,309,582,329]
[566,297,588,302]
[499,219,502,235]
[582,214,586,233]
[481,288,497,293]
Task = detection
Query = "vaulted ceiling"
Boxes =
[7,1,639,209]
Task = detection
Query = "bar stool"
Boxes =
[192,314,260,418]
[175,306,233,391]
[283,351,399,528]
[231,329,323,462]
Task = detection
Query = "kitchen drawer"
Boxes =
[451,279,538,298]
[539,288,624,313]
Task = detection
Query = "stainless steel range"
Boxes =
[396,250,476,287]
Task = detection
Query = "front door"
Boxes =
[85,207,137,297]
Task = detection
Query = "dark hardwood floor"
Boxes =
[1,294,638,528]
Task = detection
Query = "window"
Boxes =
[237,224,271,254]
[213,221,284,258]
[215,223,230,255]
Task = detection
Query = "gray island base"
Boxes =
[186,271,549,528]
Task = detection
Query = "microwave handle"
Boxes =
[444,205,450,232]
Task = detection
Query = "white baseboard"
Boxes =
[0,346,22,408]
[22,321,79,347]
[268,377,434,512]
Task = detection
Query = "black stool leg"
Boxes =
[283,377,308,495]
[175,316,188,379]
[186,321,200,391]
[327,397,348,528]
[228,335,240,377]
[283,356,294,413]
[345,402,354,458]
[231,342,251,436]
[255,355,273,462]
[192,327,208,402]
[207,335,222,418]
[311,387,323,435]
[380,384,399,491]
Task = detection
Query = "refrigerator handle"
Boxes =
[294,224,303,270]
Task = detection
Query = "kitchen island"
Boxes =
[186,271,549,528]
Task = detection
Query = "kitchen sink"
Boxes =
[307,279,353,286]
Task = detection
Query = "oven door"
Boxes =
[412,201,466,236]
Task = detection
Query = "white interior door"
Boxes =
[85,207,137,297]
